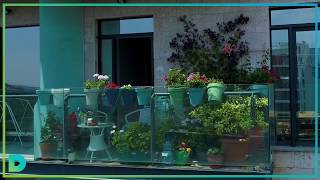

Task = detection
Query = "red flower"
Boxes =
[223,43,233,56]
[163,75,168,81]
[105,82,119,89]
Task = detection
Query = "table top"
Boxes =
[77,123,113,128]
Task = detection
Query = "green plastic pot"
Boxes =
[135,87,154,106]
[175,151,190,166]
[84,89,100,107]
[36,90,51,105]
[168,87,187,108]
[188,87,206,107]
[207,83,225,102]
[249,84,268,97]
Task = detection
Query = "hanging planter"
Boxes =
[84,89,100,107]
[120,85,137,107]
[207,82,225,102]
[188,87,206,107]
[102,88,119,107]
[135,87,154,106]
[249,84,268,97]
[168,87,187,108]
[36,90,52,105]
[51,88,69,107]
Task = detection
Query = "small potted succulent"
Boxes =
[206,79,225,103]
[175,141,192,166]
[186,72,208,106]
[84,74,109,107]
[40,112,61,160]
[135,86,154,106]
[120,84,137,107]
[207,147,224,169]
[36,89,52,105]
[163,68,187,108]
[102,82,120,107]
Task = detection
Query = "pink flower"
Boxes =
[163,75,168,81]
[223,43,233,56]
[187,73,195,81]
[200,74,207,82]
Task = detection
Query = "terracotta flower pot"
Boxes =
[40,143,57,160]
[220,137,249,163]
[207,154,224,169]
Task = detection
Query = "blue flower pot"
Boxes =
[120,89,137,107]
[102,88,119,106]
[135,87,154,106]
[188,87,206,107]
[249,84,268,97]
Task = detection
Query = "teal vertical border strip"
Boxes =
[314,4,319,178]
[2,2,319,179]
[2,2,7,176]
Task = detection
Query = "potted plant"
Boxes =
[40,112,61,160]
[111,122,151,162]
[207,147,224,169]
[175,141,192,166]
[186,72,208,106]
[189,96,268,163]
[120,84,137,107]
[206,79,225,103]
[102,82,120,107]
[135,86,154,106]
[84,73,109,107]
[163,68,187,108]
[36,89,52,105]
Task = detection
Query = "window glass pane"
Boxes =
[271,8,320,25]
[5,26,40,94]
[295,30,320,143]
[101,18,153,35]
[271,30,291,143]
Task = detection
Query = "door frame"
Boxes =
[271,22,319,146]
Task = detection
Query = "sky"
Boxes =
[6,26,40,87]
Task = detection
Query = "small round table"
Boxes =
[77,123,113,163]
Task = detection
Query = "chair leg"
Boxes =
[90,151,94,163]
[105,149,112,160]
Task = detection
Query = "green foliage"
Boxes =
[120,84,133,89]
[207,147,223,156]
[186,72,208,88]
[112,122,151,153]
[84,79,106,89]
[40,112,61,144]
[189,96,268,136]
[164,68,187,88]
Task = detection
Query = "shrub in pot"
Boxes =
[163,68,187,108]
[207,147,224,169]
[120,84,137,107]
[40,112,61,160]
[186,72,208,107]
[135,86,154,106]
[206,79,225,103]
[189,96,268,163]
[84,74,109,107]
[111,122,151,162]
[102,82,120,107]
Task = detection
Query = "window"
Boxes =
[5,26,40,94]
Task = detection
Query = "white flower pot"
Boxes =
[51,88,70,107]
[84,89,100,107]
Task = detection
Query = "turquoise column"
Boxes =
[34,1,84,159]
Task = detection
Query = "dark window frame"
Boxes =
[97,16,154,85]
[269,6,319,146]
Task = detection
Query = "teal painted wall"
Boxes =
[39,1,84,89]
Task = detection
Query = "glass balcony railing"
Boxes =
[21,84,271,173]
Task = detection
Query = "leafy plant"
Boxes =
[186,72,208,88]
[40,112,62,144]
[189,96,268,136]
[168,15,250,83]
[207,147,223,156]
[120,84,133,89]
[163,68,186,88]
[85,73,109,89]
[111,122,151,153]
